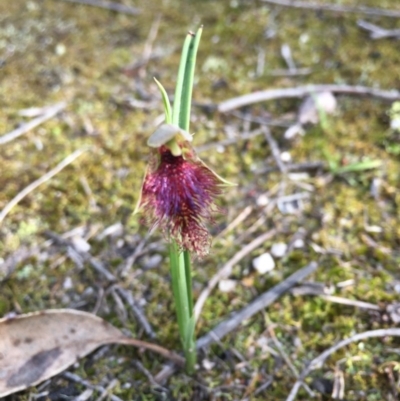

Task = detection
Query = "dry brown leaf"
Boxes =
[0,309,184,397]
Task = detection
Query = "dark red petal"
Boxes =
[139,147,220,256]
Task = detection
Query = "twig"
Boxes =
[262,127,287,174]
[115,337,185,365]
[194,229,277,321]
[115,287,157,339]
[95,379,118,401]
[197,261,318,349]
[73,388,94,401]
[255,161,324,174]
[62,372,123,401]
[0,246,39,281]
[155,261,318,384]
[357,20,400,39]
[195,128,265,153]
[44,230,117,282]
[0,149,86,225]
[286,328,400,401]
[133,360,165,389]
[281,44,296,73]
[230,110,292,128]
[318,294,380,310]
[262,0,400,18]
[215,205,253,239]
[219,85,400,113]
[290,284,381,310]
[118,233,150,276]
[56,0,140,15]
[266,321,314,397]
[139,15,162,77]
[0,102,66,145]
[266,68,312,77]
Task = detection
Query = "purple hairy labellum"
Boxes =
[136,142,223,257]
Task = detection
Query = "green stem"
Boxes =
[168,27,202,374]
[179,27,202,131]
[183,250,194,314]
[172,33,194,126]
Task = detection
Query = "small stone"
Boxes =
[271,242,288,258]
[252,253,275,274]
[218,279,237,293]
[298,92,337,125]
[71,237,91,253]
[284,124,305,139]
[293,238,305,248]
[256,194,269,206]
[140,254,162,270]
[98,222,123,240]
[387,303,400,324]
[63,276,73,290]
[55,43,66,56]
[280,151,292,162]
[202,358,215,370]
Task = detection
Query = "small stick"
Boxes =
[139,15,162,77]
[116,287,157,339]
[357,20,400,39]
[133,360,165,389]
[155,261,318,384]
[320,294,380,310]
[262,127,287,174]
[194,229,277,321]
[56,0,140,15]
[262,0,400,18]
[255,161,324,174]
[219,85,400,113]
[195,128,265,153]
[197,261,318,349]
[62,372,123,401]
[215,205,253,239]
[266,68,312,77]
[115,337,185,365]
[286,328,400,401]
[266,321,314,397]
[95,379,118,401]
[44,230,117,282]
[0,102,66,145]
[0,149,86,225]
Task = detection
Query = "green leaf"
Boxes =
[154,78,172,125]
[334,159,382,174]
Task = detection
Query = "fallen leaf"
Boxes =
[0,309,184,397]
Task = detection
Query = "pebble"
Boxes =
[71,237,91,253]
[252,253,275,274]
[63,276,73,290]
[293,238,305,248]
[218,279,237,293]
[271,242,287,258]
[202,358,215,370]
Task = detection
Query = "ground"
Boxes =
[0,0,400,400]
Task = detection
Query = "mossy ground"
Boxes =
[1,0,399,400]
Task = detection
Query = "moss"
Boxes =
[1,0,400,399]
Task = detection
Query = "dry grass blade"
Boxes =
[194,229,277,321]
[286,328,400,401]
[219,85,400,113]
[0,149,86,225]
[56,0,140,15]
[263,0,400,18]
[0,102,66,145]
[155,262,318,384]
[0,309,184,397]
[197,261,318,349]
